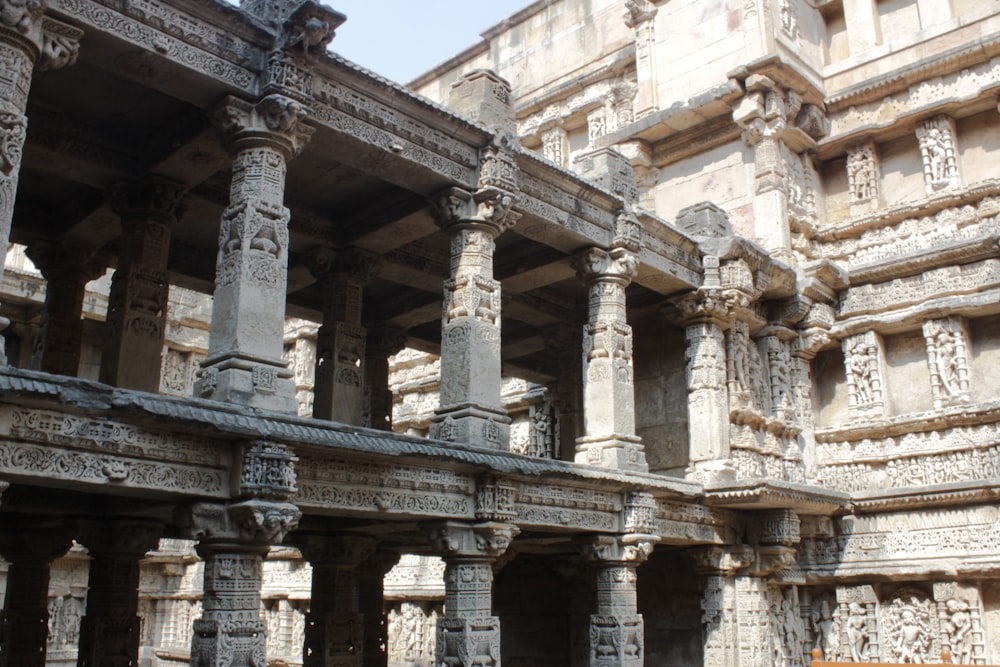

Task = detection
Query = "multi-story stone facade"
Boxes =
[0,0,998,666]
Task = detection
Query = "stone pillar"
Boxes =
[178,500,301,667]
[425,521,519,667]
[624,0,658,119]
[671,267,735,483]
[357,551,400,667]
[428,180,518,449]
[102,177,184,391]
[572,244,645,471]
[307,248,380,425]
[0,523,73,667]
[364,326,406,430]
[25,240,104,376]
[842,0,882,54]
[578,530,657,667]
[732,78,793,264]
[543,323,583,463]
[194,94,314,412]
[0,4,82,364]
[75,520,163,667]
[294,533,376,667]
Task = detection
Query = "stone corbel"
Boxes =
[623,0,657,27]
[572,246,638,284]
[37,16,82,71]
[212,94,314,159]
[687,545,755,575]
[177,499,302,547]
[580,533,659,565]
[425,520,520,560]
[278,0,342,61]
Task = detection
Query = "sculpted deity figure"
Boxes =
[924,128,947,182]
[945,599,973,665]
[845,603,868,662]
[893,606,931,664]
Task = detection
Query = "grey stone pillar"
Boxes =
[428,181,518,449]
[425,521,519,667]
[102,177,183,391]
[543,323,583,463]
[25,240,104,376]
[0,3,81,364]
[672,270,737,484]
[194,94,313,412]
[364,326,406,430]
[578,533,657,667]
[294,533,375,667]
[0,522,73,667]
[571,245,645,471]
[178,500,301,667]
[358,551,400,667]
[75,520,163,667]
[307,248,379,425]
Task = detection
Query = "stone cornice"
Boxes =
[815,400,1000,444]
[702,479,849,515]
[849,481,1000,514]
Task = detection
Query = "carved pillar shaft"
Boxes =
[0,524,72,667]
[544,323,583,462]
[429,186,517,449]
[580,534,656,667]
[179,500,301,667]
[195,94,313,412]
[365,327,405,431]
[309,249,379,425]
[102,177,183,391]
[75,520,163,667]
[0,12,81,365]
[295,534,376,667]
[624,2,658,119]
[358,552,399,667]
[426,521,518,667]
[26,241,103,376]
[572,247,645,471]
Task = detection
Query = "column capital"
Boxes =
[0,520,72,562]
[212,93,314,159]
[293,532,376,567]
[0,3,82,69]
[109,175,185,224]
[578,533,658,565]
[671,286,746,327]
[572,246,638,284]
[25,238,104,280]
[424,520,519,560]
[431,185,519,236]
[74,518,162,559]
[36,15,82,71]
[686,545,755,575]
[176,499,302,548]
[623,0,657,27]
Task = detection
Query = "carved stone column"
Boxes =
[572,244,645,471]
[178,440,301,667]
[364,326,406,430]
[673,267,735,483]
[624,0,658,119]
[425,521,519,667]
[578,530,658,667]
[0,522,73,667]
[194,94,314,412]
[428,177,518,449]
[543,323,583,462]
[0,3,82,364]
[25,240,104,376]
[294,533,376,667]
[307,248,380,424]
[75,519,163,667]
[178,500,301,667]
[357,551,400,667]
[102,177,184,391]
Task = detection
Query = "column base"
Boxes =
[590,614,644,667]
[195,357,297,413]
[437,616,500,667]
[430,404,511,449]
[574,436,647,472]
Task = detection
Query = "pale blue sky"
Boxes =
[328,1,531,84]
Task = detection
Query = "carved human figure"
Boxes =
[924,128,947,182]
[851,160,870,201]
[847,340,877,405]
[893,607,930,664]
[845,603,868,662]
[945,599,973,665]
